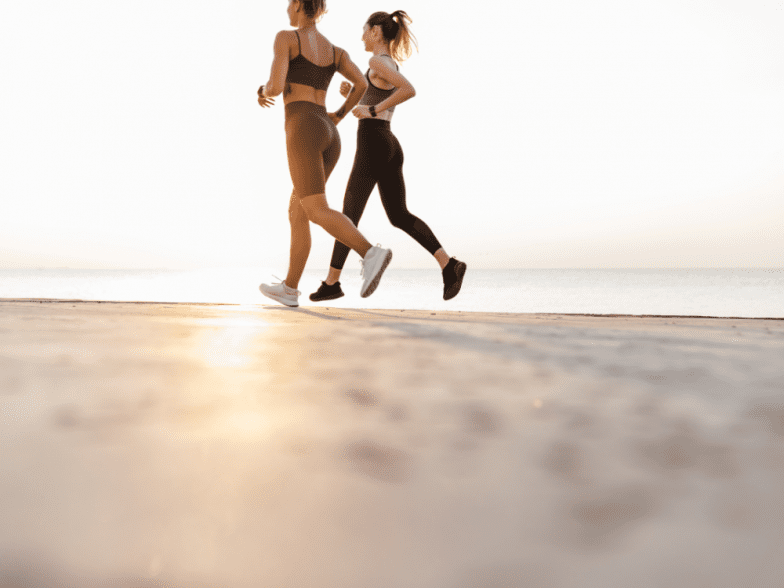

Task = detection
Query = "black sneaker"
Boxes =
[309,281,345,302]
[442,258,467,300]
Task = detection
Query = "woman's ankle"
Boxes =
[326,267,342,286]
[434,248,450,270]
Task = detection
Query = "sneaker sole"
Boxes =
[309,291,345,302]
[259,286,299,307]
[444,261,467,301]
[360,249,393,298]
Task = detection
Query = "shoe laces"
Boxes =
[271,275,300,296]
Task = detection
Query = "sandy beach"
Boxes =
[1,299,783,588]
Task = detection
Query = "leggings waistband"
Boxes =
[285,101,328,118]
[358,118,391,130]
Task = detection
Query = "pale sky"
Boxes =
[1,0,783,270]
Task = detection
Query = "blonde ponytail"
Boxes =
[366,10,418,61]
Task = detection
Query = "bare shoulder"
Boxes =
[369,54,398,71]
[332,45,347,62]
[334,46,354,70]
[274,30,296,48]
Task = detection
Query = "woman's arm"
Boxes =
[359,55,415,116]
[260,31,291,99]
[331,48,368,122]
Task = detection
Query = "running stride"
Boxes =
[310,10,466,303]
[257,0,392,307]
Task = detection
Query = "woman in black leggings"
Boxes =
[256,0,392,308]
[310,10,466,303]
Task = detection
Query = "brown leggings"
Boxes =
[284,101,341,197]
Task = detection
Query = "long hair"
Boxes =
[299,0,327,21]
[366,10,418,62]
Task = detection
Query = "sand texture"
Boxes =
[1,300,784,587]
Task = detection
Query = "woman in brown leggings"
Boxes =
[257,0,392,307]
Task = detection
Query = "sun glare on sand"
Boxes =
[174,315,278,438]
[197,317,270,369]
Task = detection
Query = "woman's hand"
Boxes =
[328,112,342,125]
[340,81,352,98]
[352,105,372,119]
[257,85,275,108]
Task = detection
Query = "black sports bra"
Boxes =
[359,56,400,114]
[286,31,338,92]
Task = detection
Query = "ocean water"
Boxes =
[0,268,782,318]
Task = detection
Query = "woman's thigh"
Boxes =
[376,133,408,215]
[285,109,337,198]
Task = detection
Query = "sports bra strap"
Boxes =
[294,30,302,55]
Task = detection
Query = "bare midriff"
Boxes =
[284,82,328,107]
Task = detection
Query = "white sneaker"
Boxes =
[359,245,393,298]
[259,279,300,307]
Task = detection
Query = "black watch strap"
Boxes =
[369,105,377,118]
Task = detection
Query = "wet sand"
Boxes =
[1,299,783,588]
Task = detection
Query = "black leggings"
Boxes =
[330,119,442,270]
